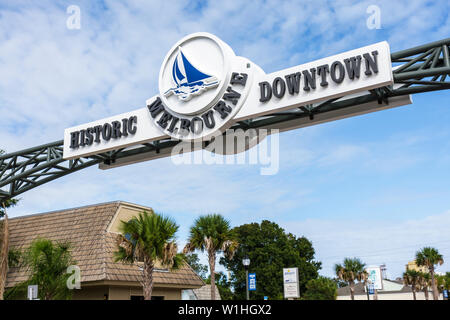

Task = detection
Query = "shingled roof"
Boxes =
[5,201,204,288]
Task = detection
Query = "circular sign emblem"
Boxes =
[148,32,253,141]
[159,33,233,115]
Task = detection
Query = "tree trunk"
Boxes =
[349,281,355,300]
[208,250,216,300]
[0,207,9,301]
[143,257,154,300]
[430,268,439,300]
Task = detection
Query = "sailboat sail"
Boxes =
[164,47,219,101]
[172,57,186,86]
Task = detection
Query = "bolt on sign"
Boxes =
[248,273,256,291]
[63,32,401,160]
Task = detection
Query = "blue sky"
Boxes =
[1,0,450,280]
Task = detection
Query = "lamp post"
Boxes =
[242,256,250,300]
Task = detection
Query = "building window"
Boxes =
[130,295,165,300]
[182,289,198,300]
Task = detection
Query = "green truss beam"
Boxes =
[1,38,449,203]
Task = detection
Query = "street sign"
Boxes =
[366,266,383,290]
[284,283,300,299]
[283,268,300,298]
[248,273,256,291]
[283,268,298,284]
[368,284,375,295]
[27,285,38,300]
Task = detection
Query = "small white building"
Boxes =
[337,279,442,300]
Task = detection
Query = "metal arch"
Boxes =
[0,138,178,202]
[0,141,100,200]
[1,38,449,203]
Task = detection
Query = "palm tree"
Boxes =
[436,274,445,295]
[403,269,421,300]
[114,210,183,300]
[445,272,450,291]
[0,197,19,300]
[24,238,74,300]
[418,272,431,300]
[416,247,444,300]
[334,258,368,300]
[184,214,238,300]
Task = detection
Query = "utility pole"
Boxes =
[246,269,249,300]
[242,257,250,300]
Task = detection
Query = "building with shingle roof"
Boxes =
[193,284,221,300]
[5,201,204,300]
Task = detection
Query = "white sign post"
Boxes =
[27,285,38,300]
[283,268,300,299]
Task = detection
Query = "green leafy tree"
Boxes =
[303,276,337,300]
[444,272,450,291]
[205,271,233,300]
[184,214,238,300]
[415,247,444,300]
[7,238,75,300]
[0,199,18,219]
[114,210,184,300]
[334,258,368,300]
[220,220,321,300]
[185,252,208,280]
[403,269,421,300]
[333,278,348,288]
[436,274,446,294]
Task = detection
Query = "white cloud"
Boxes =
[1,0,450,280]
[281,209,450,279]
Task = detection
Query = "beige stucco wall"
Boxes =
[130,287,181,300]
[109,286,181,300]
[73,284,181,300]
[406,260,428,273]
[108,203,153,234]
[73,286,109,300]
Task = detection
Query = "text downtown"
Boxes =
[259,50,380,102]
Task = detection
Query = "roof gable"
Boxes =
[6,202,203,289]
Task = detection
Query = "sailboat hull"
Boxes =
[164,77,219,101]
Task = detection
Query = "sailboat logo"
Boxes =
[164,47,220,101]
